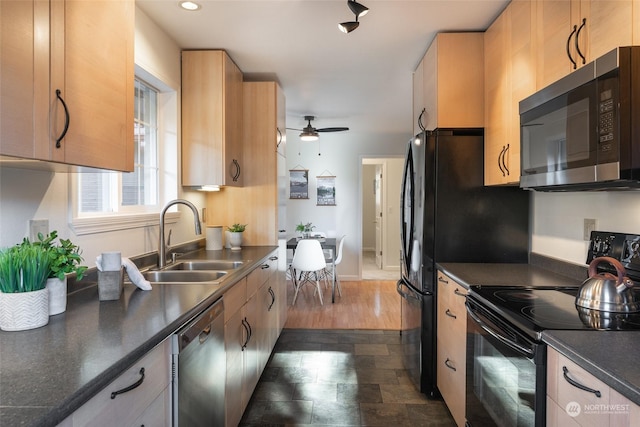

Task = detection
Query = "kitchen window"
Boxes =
[71,69,178,235]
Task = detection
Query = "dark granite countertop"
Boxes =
[543,330,640,405]
[437,262,585,289]
[0,246,277,427]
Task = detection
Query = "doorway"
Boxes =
[361,158,403,280]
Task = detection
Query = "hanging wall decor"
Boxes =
[289,168,309,199]
[316,174,336,206]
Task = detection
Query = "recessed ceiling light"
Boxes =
[179,1,201,11]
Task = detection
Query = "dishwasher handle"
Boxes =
[176,298,224,352]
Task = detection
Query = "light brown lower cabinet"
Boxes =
[436,271,467,427]
[58,339,171,426]
[547,346,640,427]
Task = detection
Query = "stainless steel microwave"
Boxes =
[519,46,640,191]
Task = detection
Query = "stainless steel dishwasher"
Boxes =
[172,298,225,426]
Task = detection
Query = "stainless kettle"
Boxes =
[575,256,640,312]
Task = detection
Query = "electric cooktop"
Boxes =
[467,231,640,338]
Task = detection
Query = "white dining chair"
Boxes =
[323,235,345,297]
[290,239,328,305]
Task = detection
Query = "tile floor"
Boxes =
[240,329,456,426]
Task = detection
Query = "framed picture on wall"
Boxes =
[317,175,336,206]
[289,169,309,199]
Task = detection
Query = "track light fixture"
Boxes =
[338,0,368,33]
[347,0,369,18]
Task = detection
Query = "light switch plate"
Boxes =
[29,219,49,241]
[583,218,597,241]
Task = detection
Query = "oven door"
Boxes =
[465,297,546,427]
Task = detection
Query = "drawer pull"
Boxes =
[269,256,278,261]
[444,358,457,372]
[562,366,601,398]
[261,264,270,269]
[438,276,449,284]
[454,288,465,297]
[111,367,145,399]
[268,287,276,311]
[445,309,457,319]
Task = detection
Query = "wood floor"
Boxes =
[284,279,401,330]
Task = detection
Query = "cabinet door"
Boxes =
[182,50,243,187]
[242,295,260,410]
[225,307,245,427]
[585,0,633,61]
[51,0,134,171]
[0,0,49,160]
[536,0,574,88]
[484,9,510,186]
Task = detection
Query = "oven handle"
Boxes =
[466,303,534,358]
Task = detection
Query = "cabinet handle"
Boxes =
[418,108,426,132]
[575,18,586,65]
[55,89,70,148]
[562,366,602,397]
[454,288,465,297]
[198,325,211,344]
[437,276,449,284]
[498,145,506,177]
[445,309,457,319]
[261,264,270,269]
[566,25,578,69]
[110,367,145,399]
[444,358,457,372]
[241,317,252,350]
[231,159,241,181]
[276,127,283,148]
[268,287,276,311]
[502,144,510,176]
[269,256,278,261]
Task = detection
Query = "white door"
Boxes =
[375,165,383,268]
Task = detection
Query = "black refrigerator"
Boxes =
[396,128,530,397]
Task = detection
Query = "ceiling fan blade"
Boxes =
[316,127,349,132]
[286,127,304,131]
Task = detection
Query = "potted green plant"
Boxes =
[0,239,51,331]
[35,231,87,315]
[296,222,315,238]
[227,223,247,250]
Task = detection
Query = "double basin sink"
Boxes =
[140,260,244,284]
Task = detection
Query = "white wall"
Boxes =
[361,165,376,251]
[532,191,640,266]
[0,7,205,264]
[285,130,408,279]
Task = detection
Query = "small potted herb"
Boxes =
[0,239,51,331]
[296,222,315,238]
[35,231,87,315]
[227,224,247,250]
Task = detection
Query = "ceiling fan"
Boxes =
[288,116,349,141]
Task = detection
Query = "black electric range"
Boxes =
[468,230,640,340]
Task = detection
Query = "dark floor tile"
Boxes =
[269,352,303,368]
[374,355,405,370]
[353,367,400,385]
[260,366,281,382]
[406,402,457,426]
[311,401,361,425]
[317,367,359,384]
[380,384,430,404]
[262,400,314,424]
[360,402,410,425]
[276,366,318,384]
[337,383,383,403]
[252,381,296,401]
[341,355,376,369]
[320,342,356,353]
[293,383,338,402]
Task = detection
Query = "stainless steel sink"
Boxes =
[165,260,244,271]
[141,270,227,283]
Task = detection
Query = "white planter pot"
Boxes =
[229,232,243,250]
[0,288,49,331]
[46,277,67,316]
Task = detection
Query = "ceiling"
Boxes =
[136,0,509,143]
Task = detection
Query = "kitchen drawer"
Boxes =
[436,336,465,427]
[224,277,247,323]
[131,386,171,427]
[70,339,171,427]
[247,251,277,297]
[547,347,610,427]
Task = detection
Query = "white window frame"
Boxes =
[70,66,179,235]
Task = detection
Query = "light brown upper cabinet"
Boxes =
[181,50,243,188]
[412,57,426,136]
[206,82,285,245]
[484,0,535,186]
[0,0,134,172]
[413,33,484,133]
[536,0,635,89]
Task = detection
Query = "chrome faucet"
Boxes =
[158,199,202,268]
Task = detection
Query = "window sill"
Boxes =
[71,212,179,236]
